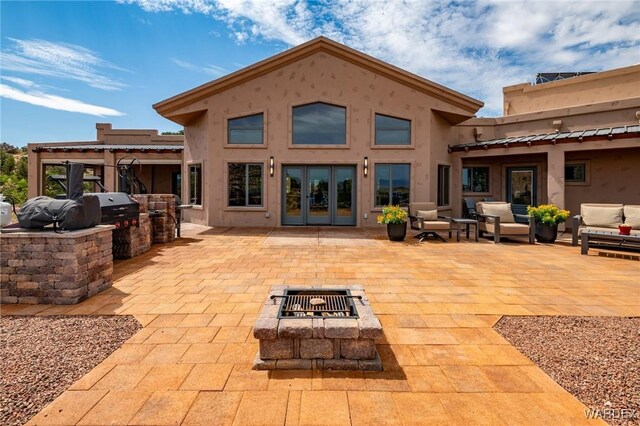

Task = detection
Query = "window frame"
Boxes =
[565,161,590,186]
[372,112,413,148]
[437,163,451,207]
[373,163,412,208]
[224,110,268,148]
[226,162,265,209]
[288,99,350,149]
[187,162,203,207]
[462,166,491,194]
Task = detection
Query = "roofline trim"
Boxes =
[153,37,484,118]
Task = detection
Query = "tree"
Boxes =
[15,156,28,180]
[161,130,184,135]
[1,150,16,174]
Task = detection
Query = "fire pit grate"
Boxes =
[273,289,360,319]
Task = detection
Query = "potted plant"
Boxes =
[377,205,408,241]
[526,204,570,243]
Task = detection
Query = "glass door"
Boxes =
[507,166,536,217]
[282,166,304,225]
[306,166,331,225]
[333,166,356,225]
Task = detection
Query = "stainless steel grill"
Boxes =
[275,289,360,318]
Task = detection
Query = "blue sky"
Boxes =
[1,0,639,146]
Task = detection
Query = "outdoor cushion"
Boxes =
[415,220,450,231]
[416,210,438,221]
[623,205,640,228]
[484,222,530,235]
[581,204,623,227]
[478,202,515,223]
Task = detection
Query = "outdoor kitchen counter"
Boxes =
[0,225,114,304]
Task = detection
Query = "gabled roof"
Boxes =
[449,125,640,152]
[154,37,483,124]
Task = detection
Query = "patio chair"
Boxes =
[462,197,478,219]
[408,202,451,242]
[476,201,535,244]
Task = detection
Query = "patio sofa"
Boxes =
[476,201,535,244]
[571,204,640,246]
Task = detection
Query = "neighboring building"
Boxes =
[28,123,183,199]
[153,36,483,227]
[450,65,640,223]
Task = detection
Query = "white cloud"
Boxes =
[171,58,229,77]
[124,0,640,116]
[1,76,38,89]
[0,38,126,91]
[0,84,125,117]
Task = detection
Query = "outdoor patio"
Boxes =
[5,225,638,425]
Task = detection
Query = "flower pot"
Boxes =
[535,223,558,243]
[386,222,407,241]
[619,225,632,235]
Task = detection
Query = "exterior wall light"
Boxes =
[269,156,275,177]
[363,157,368,177]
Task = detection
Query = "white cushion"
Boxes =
[417,210,438,221]
[623,205,640,228]
[479,202,515,223]
[581,205,623,228]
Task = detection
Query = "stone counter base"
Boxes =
[0,226,114,304]
[253,285,383,371]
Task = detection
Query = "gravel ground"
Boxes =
[495,316,640,426]
[0,315,141,426]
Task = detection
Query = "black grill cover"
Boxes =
[18,195,101,230]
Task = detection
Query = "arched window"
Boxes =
[292,102,346,145]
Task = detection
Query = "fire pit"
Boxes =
[253,285,382,371]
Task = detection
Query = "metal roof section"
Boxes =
[449,125,640,152]
[32,145,183,153]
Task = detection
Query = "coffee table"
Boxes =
[449,218,479,242]
[581,230,640,255]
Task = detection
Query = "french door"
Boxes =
[282,165,356,225]
[506,166,537,217]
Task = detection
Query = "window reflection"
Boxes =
[293,102,346,145]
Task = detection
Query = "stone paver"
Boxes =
[13,226,633,424]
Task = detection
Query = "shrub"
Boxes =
[527,204,570,225]
[376,205,408,224]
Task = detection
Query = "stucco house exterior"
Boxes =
[25,37,640,230]
[28,123,183,199]
[154,36,484,227]
[450,65,640,223]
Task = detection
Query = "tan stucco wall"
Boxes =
[565,148,640,221]
[178,51,474,227]
[502,65,640,116]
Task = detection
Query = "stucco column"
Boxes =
[451,154,463,217]
[547,149,566,231]
[103,151,116,192]
[27,145,40,198]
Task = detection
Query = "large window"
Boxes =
[375,114,411,145]
[228,163,263,207]
[437,164,450,206]
[375,164,410,207]
[189,164,202,205]
[462,166,489,193]
[228,113,263,144]
[292,102,346,145]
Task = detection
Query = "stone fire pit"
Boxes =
[253,285,382,371]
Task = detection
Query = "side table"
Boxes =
[449,218,479,242]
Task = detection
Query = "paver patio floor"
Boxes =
[6,226,638,425]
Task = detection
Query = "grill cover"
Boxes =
[87,193,140,229]
[18,195,101,230]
